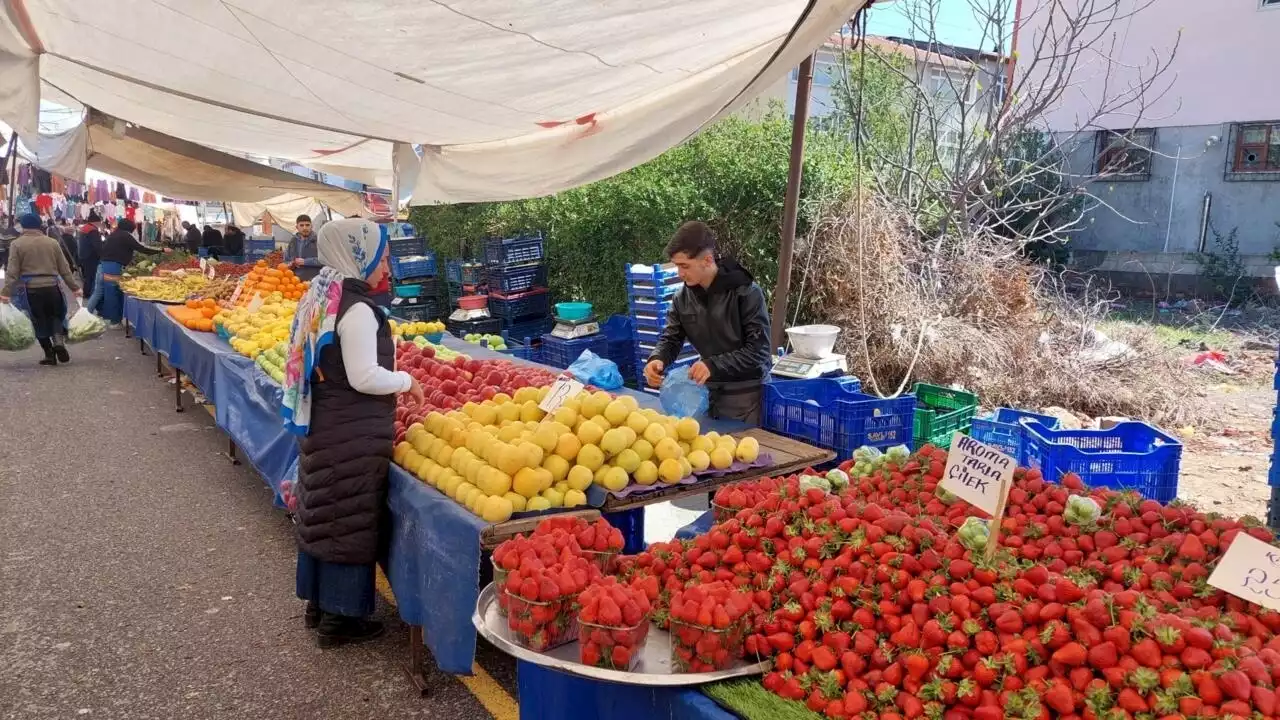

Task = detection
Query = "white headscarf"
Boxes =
[281,219,387,435]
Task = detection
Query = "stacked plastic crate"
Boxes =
[445,260,486,310]
[245,237,276,261]
[388,235,443,323]
[626,263,697,395]
[484,233,555,349]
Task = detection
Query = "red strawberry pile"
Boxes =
[498,527,603,651]
[578,577,654,670]
[668,581,754,672]
[712,475,784,522]
[618,444,1280,716]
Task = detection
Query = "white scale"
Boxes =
[449,308,492,322]
[770,323,850,380]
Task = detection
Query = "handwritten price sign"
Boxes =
[538,375,585,413]
[1208,533,1280,612]
[939,433,1015,516]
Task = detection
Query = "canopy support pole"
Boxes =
[4,133,18,217]
[769,54,814,350]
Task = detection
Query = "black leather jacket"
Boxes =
[648,258,772,383]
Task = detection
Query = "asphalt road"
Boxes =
[0,331,517,720]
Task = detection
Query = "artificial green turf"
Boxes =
[702,678,822,720]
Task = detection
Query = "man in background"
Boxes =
[182,221,202,254]
[77,211,104,305]
[643,221,772,424]
[285,214,322,281]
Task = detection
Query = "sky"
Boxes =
[863,0,1015,52]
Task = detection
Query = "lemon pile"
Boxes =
[390,319,445,338]
[215,294,297,359]
[393,388,760,524]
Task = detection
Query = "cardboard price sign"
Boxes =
[538,375,584,413]
[1208,533,1280,612]
[940,432,1015,516]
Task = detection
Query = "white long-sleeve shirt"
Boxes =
[336,302,412,395]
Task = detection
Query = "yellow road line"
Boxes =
[375,567,519,720]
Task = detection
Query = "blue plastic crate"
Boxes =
[763,378,914,454]
[634,338,696,358]
[445,260,485,285]
[447,316,502,338]
[502,316,554,344]
[624,263,681,298]
[630,311,667,331]
[246,238,275,258]
[540,333,610,369]
[390,253,438,280]
[217,254,245,265]
[969,408,1061,465]
[602,315,635,379]
[488,288,551,320]
[486,263,547,294]
[1022,420,1181,503]
[393,280,442,299]
[484,233,545,267]
[389,236,427,257]
[504,335,543,364]
[628,282,684,300]
[394,303,443,323]
[197,247,210,258]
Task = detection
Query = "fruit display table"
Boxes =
[119,299,832,689]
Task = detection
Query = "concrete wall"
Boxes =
[1061,124,1280,263]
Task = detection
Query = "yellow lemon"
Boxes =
[601,466,629,492]
[542,454,570,483]
[540,487,564,507]
[615,448,642,474]
[631,438,654,462]
[577,420,605,447]
[710,447,734,470]
[625,411,650,435]
[603,399,631,427]
[481,494,514,523]
[688,449,711,472]
[600,428,629,457]
[527,496,552,511]
[566,465,594,492]
[675,417,700,441]
[577,444,605,472]
[504,492,528,512]
[513,468,542,498]
[552,405,578,428]
[658,458,684,484]
[563,489,587,508]
[633,460,659,485]
[520,401,544,423]
[735,435,760,463]
[643,423,667,445]
[555,433,582,461]
[654,437,683,462]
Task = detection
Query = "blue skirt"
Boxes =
[295,550,376,618]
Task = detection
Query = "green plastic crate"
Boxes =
[912,382,978,448]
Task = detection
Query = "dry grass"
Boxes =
[793,192,1208,425]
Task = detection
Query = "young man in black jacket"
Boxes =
[643,221,773,423]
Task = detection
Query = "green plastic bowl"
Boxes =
[555,302,593,321]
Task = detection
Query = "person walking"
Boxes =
[77,211,104,306]
[280,218,423,648]
[98,218,168,326]
[643,221,772,423]
[0,213,81,365]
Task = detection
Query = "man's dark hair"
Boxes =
[664,221,716,259]
[296,214,311,224]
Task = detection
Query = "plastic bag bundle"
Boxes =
[0,303,36,351]
[567,350,624,390]
[67,305,107,343]
[660,365,709,418]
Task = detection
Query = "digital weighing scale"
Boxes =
[449,307,492,322]
[770,324,850,380]
[551,314,600,340]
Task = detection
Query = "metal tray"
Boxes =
[472,582,770,686]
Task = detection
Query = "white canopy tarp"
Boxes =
[231,194,327,235]
[24,114,365,213]
[1,0,864,204]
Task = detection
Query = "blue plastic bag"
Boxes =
[660,365,709,417]
[567,349,624,390]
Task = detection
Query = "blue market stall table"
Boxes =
[113,301,831,699]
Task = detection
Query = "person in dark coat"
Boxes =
[98,218,169,325]
[644,221,772,424]
[77,211,104,308]
[221,224,246,257]
[182,221,202,254]
[280,218,423,648]
[201,224,223,258]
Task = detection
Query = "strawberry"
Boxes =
[1218,669,1252,702]
[1088,641,1118,669]
[1051,642,1087,666]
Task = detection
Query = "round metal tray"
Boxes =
[472,582,770,686]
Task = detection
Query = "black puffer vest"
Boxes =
[295,279,396,564]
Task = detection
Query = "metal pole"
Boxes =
[769,54,815,349]
[4,133,19,218]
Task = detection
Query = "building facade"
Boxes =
[1021,0,1280,289]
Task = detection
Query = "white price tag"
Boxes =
[199,258,208,273]
[229,279,244,305]
[206,263,217,280]
[939,432,1015,516]
[538,375,585,413]
[246,292,264,314]
[1208,533,1280,612]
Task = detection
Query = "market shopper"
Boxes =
[0,213,81,365]
[182,221,202,254]
[201,224,223,258]
[98,218,168,326]
[222,224,246,258]
[284,214,323,282]
[77,211,104,308]
[281,218,424,648]
[643,221,772,423]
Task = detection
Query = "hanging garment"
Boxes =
[115,182,126,200]
[33,194,53,215]
[128,187,140,202]
[17,164,30,187]
[51,176,65,195]
[142,192,156,204]
[34,169,53,193]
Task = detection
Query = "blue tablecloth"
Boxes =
[516,662,736,720]
[121,307,746,676]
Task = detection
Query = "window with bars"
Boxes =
[1231,123,1280,173]
[1094,128,1155,180]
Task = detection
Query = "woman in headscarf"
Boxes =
[281,218,423,648]
[0,213,81,365]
